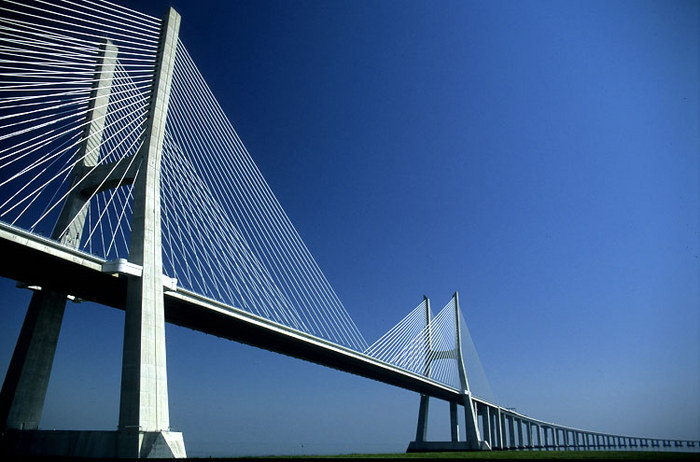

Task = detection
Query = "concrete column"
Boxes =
[496,409,504,449]
[117,8,185,459]
[517,419,524,449]
[414,297,430,443]
[0,39,118,432]
[449,401,459,442]
[507,415,516,449]
[480,404,491,448]
[537,425,544,449]
[494,409,502,449]
[453,293,481,449]
[415,395,429,442]
[527,421,534,449]
[541,426,547,449]
[0,290,67,430]
[548,427,555,450]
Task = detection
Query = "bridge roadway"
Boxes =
[0,221,460,401]
[2,221,699,451]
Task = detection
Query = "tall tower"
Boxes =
[407,292,485,451]
[0,7,185,459]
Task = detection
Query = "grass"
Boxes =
[13,451,696,461]
[211,451,699,461]
[324,452,697,459]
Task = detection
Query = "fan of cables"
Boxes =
[0,0,161,260]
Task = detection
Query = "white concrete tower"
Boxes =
[116,7,185,459]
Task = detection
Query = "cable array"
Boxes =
[364,298,460,390]
[458,309,496,402]
[363,297,494,395]
[364,300,429,364]
[0,0,159,258]
[160,41,368,351]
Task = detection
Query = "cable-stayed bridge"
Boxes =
[0,0,696,458]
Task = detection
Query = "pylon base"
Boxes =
[1,429,186,458]
[407,440,490,452]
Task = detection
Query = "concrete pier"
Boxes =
[116,7,184,459]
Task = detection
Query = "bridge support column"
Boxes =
[414,395,429,442]
[0,38,117,436]
[499,410,506,449]
[507,415,516,448]
[479,404,491,448]
[449,402,459,442]
[462,394,482,448]
[116,7,184,459]
[0,290,67,431]
[412,297,430,445]
[517,418,524,449]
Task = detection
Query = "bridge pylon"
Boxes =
[0,7,185,459]
[407,292,489,452]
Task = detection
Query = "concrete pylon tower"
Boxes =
[453,291,483,450]
[0,7,185,459]
[116,7,184,458]
[414,296,431,442]
[407,292,486,452]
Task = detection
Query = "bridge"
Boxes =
[0,0,697,458]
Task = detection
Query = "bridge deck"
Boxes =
[0,222,458,401]
[2,222,698,450]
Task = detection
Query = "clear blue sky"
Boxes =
[0,0,698,456]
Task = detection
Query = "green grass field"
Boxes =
[261,451,699,460]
